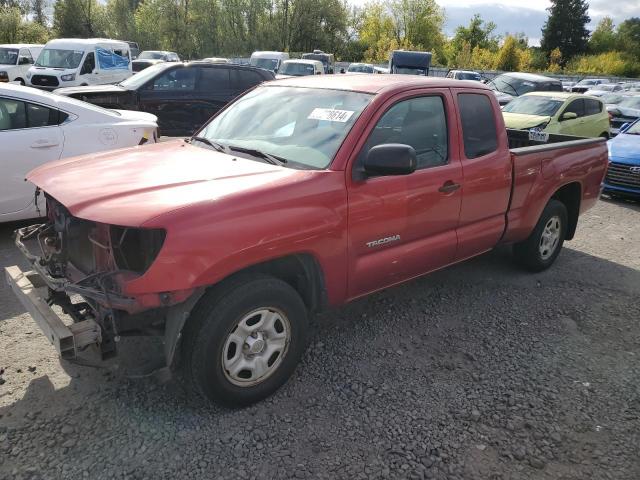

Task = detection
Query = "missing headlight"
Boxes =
[110,226,166,274]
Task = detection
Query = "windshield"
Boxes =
[302,54,329,67]
[459,72,481,81]
[252,58,279,71]
[577,79,602,86]
[120,62,171,89]
[197,86,372,169]
[0,48,19,65]
[502,95,564,116]
[280,62,316,76]
[36,49,84,69]
[490,75,537,96]
[619,97,640,109]
[627,120,640,135]
[138,51,166,60]
[348,64,374,73]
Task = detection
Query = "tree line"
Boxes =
[1,0,639,77]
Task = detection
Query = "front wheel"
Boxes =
[181,274,308,407]
[513,199,568,272]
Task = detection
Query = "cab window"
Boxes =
[563,99,585,118]
[458,93,498,159]
[18,49,33,65]
[360,96,448,170]
[584,98,603,116]
[80,52,95,75]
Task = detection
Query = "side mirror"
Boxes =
[18,56,31,65]
[328,68,334,74]
[273,68,278,74]
[619,122,630,133]
[316,71,322,75]
[363,144,417,177]
[340,68,345,74]
[561,112,578,121]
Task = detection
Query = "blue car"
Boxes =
[604,119,640,196]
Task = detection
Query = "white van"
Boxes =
[26,38,132,90]
[0,44,43,85]
[249,51,289,73]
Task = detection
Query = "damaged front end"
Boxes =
[6,194,194,364]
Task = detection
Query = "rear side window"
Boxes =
[564,99,585,117]
[458,93,498,159]
[0,98,64,130]
[152,67,197,91]
[231,69,264,91]
[198,67,230,91]
[585,98,603,116]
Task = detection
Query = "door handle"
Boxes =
[438,181,461,194]
[30,140,58,148]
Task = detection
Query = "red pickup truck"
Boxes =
[6,75,608,406]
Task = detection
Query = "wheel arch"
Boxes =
[551,181,582,240]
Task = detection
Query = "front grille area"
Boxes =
[31,75,59,87]
[605,162,640,189]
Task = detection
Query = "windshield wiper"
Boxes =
[189,136,228,153]
[227,145,287,165]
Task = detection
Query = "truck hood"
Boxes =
[54,84,129,96]
[26,140,303,226]
[608,133,640,161]
[502,112,551,130]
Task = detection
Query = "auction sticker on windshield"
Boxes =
[308,108,354,122]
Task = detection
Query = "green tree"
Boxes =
[31,0,47,25]
[617,17,640,58]
[452,14,499,52]
[54,0,107,37]
[540,0,590,63]
[495,35,519,71]
[589,17,617,53]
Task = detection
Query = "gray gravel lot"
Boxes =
[1,197,639,480]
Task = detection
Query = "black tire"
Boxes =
[514,199,568,272]
[16,78,25,86]
[600,132,610,139]
[181,274,308,407]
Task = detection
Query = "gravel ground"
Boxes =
[1,197,639,480]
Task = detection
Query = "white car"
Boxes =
[0,44,43,85]
[0,83,158,222]
[276,60,324,78]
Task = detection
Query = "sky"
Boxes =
[351,0,639,46]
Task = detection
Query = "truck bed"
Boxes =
[502,129,609,244]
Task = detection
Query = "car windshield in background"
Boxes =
[459,72,481,81]
[36,49,84,69]
[618,97,640,109]
[119,63,170,89]
[502,95,564,116]
[0,48,19,65]
[280,62,315,76]
[490,76,537,96]
[138,51,166,60]
[627,121,640,134]
[348,64,374,73]
[197,86,372,169]
[253,58,279,70]
[577,80,598,86]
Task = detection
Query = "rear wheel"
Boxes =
[15,78,24,86]
[514,199,568,272]
[181,274,308,407]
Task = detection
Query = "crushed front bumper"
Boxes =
[5,265,101,359]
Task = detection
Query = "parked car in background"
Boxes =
[502,92,610,138]
[276,59,324,78]
[301,50,335,74]
[571,78,608,93]
[54,62,274,136]
[0,44,43,85]
[249,51,289,73]
[6,75,608,406]
[622,82,640,93]
[125,41,140,60]
[0,83,157,222]
[389,50,431,75]
[132,51,180,72]
[562,81,576,92]
[584,83,623,96]
[346,63,376,74]
[27,38,132,90]
[603,119,640,197]
[607,95,640,136]
[489,72,563,106]
[600,93,627,107]
[373,66,389,74]
[446,70,482,81]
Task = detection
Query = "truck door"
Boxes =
[453,91,512,260]
[347,90,463,299]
